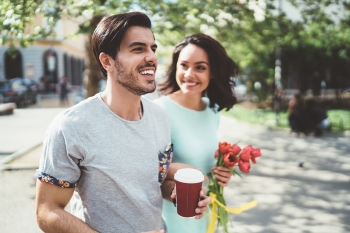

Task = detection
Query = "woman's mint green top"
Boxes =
[154,96,220,233]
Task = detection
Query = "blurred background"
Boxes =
[0,1,349,232]
[0,0,349,132]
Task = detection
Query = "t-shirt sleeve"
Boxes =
[36,116,83,188]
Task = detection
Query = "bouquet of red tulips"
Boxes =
[206,141,262,233]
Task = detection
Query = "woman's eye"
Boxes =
[197,66,206,70]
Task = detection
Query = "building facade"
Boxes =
[0,15,86,91]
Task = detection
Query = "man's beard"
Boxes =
[114,59,156,96]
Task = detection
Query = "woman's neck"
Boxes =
[169,91,206,111]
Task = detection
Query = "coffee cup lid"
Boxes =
[174,168,204,183]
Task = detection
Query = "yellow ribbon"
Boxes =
[206,193,258,233]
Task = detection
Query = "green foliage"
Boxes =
[1,0,350,99]
[0,0,63,48]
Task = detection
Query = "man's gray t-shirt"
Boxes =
[36,93,171,233]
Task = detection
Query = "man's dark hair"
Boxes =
[159,33,238,112]
[91,12,152,78]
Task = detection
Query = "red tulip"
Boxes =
[239,150,251,162]
[223,152,239,167]
[242,145,253,153]
[250,148,262,164]
[214,149,219,159]
[228,144,241,156]
[238,160,251,174]
[219,142,231,154]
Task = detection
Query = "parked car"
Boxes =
[231,77,247,102]
[341,87,350,99]
[0,78,39,108]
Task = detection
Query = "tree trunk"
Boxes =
[84,16,104,98]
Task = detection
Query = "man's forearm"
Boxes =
[37,207,98,233]
[161,163,196,201]
[161,178,175,201]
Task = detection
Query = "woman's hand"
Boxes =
[212,166,231,187]
[170,186,212,220]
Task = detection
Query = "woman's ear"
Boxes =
[99,53,114,72]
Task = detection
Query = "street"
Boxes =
[217,116,350,233]
[0,102,349,233]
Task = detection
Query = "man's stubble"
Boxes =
[114,59,156,96]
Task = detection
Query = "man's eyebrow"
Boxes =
[128,42,158,49]
[128,42,146,48]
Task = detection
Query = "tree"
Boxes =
[0,0,165,97]
[1,0,349,101]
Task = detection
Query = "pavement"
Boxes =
[0,95,349,233]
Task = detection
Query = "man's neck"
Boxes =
[101,82,142,121]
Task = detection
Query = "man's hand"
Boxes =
[212,165,232,187]
[170,186,212,220]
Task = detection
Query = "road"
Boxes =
[0,97,349,233]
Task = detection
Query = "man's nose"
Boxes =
[145,50,157,64]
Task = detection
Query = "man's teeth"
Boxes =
[140,70,154,75]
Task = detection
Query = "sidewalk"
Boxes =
[0,93,75,168]
[1,98,349,232]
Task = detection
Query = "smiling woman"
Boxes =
[154,33,239,233]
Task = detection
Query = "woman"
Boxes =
[154,33,238,233]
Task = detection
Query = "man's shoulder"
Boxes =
[54,95,100,126]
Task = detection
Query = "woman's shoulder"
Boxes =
[203,97,219,113]
[153,95,170,108]
[143,95,169,115]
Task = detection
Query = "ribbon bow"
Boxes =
[206,192,258,233]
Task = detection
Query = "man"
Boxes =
[56,75,70,105]
[35,12,210,233]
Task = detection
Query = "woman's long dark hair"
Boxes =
[159,33,238,112]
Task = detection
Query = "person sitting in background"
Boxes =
[288,93,330,136]
[288,93,307,134]
[306,99,331,136]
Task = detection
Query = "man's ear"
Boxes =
[99,53,114,72]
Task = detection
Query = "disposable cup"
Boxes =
[174,168,204,218]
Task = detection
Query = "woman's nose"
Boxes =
[184,68,194,78]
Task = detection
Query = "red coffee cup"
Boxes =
[174,168,204,218]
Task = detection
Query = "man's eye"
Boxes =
[133,47,143,52]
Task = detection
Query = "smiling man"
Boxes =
[35,12,210,233]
